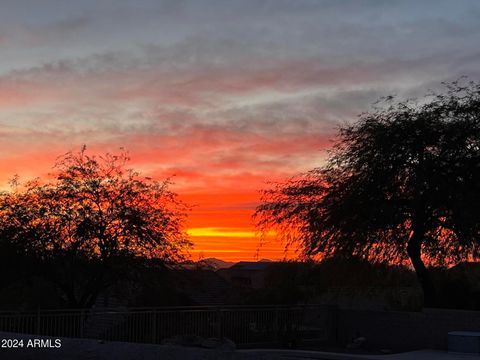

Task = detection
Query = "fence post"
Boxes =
[35,309,41,335]
[151,310,157,344]
[330,304,339,345]
[216,307,223,340]
[274,306,279,344]
[80,310,85,338]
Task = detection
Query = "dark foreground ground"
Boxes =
[0,333,475,360]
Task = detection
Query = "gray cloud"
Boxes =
[0,0,479,182]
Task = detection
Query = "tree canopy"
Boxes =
[255,80,480,306]
[0,147,190,308]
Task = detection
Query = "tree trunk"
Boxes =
[407,231,436,307]
[55,280,79,308]
[79,266,106,309]
[409,144,437,307]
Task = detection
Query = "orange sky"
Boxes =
[0,143,325,262]
[181,191,292,261]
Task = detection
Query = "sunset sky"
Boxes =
[1,0,480,261]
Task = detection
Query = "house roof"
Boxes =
[229,261,272,271]
[171,269,233,305]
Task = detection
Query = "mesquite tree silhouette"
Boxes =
[0,147,190,308]
[255,80,480,307]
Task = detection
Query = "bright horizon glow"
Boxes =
[188,228,259,238]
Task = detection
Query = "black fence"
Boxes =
[0,305,335,346]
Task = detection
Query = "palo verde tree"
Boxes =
[255,80,480,307]
[0,147,190,308]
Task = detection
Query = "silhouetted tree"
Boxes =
[255,80,480,307]
[0,147,190,308]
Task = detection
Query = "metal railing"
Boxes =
[0,305,333,346]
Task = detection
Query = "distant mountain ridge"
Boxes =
[197,258,236,269]
[199,258,274,269]
[176,258,274,270]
